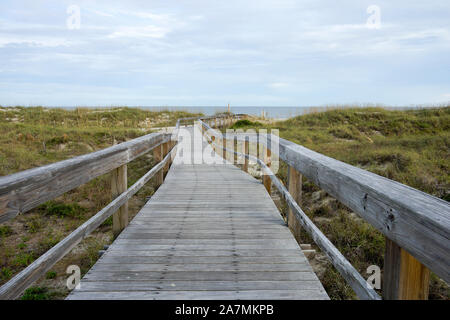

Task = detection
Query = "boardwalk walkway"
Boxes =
[67,126,328,299]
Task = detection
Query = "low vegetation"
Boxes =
[0,106,201,299]
[231,107,449,299]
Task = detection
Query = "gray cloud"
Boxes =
[0,0,449,106]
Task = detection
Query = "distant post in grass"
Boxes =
[111,164,128,238]
[287,166,302,226]
[243,136,249,173]
[383,238,430,300]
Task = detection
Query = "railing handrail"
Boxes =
[0,144,178,299]
[197,118,450,299]
[0,132,172,223]
[197,119,380,300]
[217,130,450,284]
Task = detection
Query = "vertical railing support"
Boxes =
[233,136,238,165]
[287,165,302,226]
[211,136,216,153]
[263,146,271,194]
[243,137,249,173]
[111,164,128,238]
[223,137,227,161]
[163,142,169,176]
[383,238,430,300]
[153,143,163,187]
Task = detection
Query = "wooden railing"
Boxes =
[196,117,450,300]
[0,131,178,299]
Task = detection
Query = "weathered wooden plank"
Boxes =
[101,249,305,257]
[67,289,328,300]
[0,132,170,223]
[72,280,323,292]
[82,271,319,282]
[97,255,307,264]
[67,125,327,300]
[89,263,312,272]
[107,243,300,250]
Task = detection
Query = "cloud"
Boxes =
[0,36,75,48]
[0,0,449,106]
[268,82,290,88]
[107,25,169,39]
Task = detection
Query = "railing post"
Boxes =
[243,137,249,173]
[233,136,238,165]
[169,140,175,166]
[211,136,216,153]
[153,144,163,187]
[287,165,302,226]
[163,142,169,176]
[383,238,430,300]
[223,136,227,161]
[111,164,128,238]
[263,146,271,194]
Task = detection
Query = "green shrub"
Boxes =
[38,201,86,218]
[0,267,12,281]
[231,119,263,129]
[21,287,51,300]
[0,225,13,237]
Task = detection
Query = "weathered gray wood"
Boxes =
[68,126,327,300]
[274,135,450,283]
[97,255,307,264]
[82,271,319,282]
[0,145,178,300]
[244,137,249,172]
[287,165,302,231]
[203,125,379,300]
[73,280,323,291]
[89,263,313,272]
[67,289,328,300]
[0,132,170,223]
[211,125,450,286]
[111,164,128,238]
[153,144,163,187]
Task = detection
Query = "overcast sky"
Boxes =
[0,1,449,107]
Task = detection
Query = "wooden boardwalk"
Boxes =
[67,127,328,300]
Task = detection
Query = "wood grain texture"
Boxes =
[244,137,249,173]
[202,124,379,300]
[383,238,430,300]
[111,164,129,238]
[287,165,302,234]
[219,131,450,284]
[0,132,170,223]
[68,126,328,300]
[153,144,163,187]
